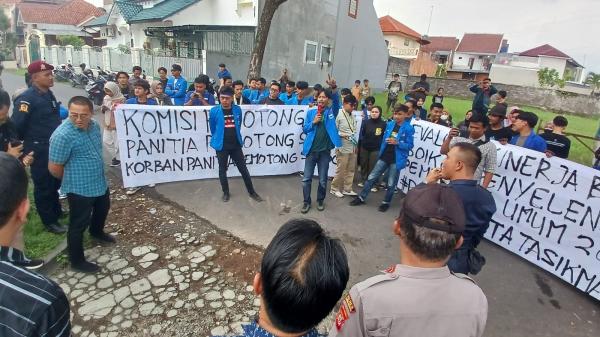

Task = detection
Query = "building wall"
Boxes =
[383,33,420,59]
[405,75,600,116]
[331,0,388,89]
[205,51,249,80]
[168,0,258,27]
[452,52,492,71]
[539,56,566,76]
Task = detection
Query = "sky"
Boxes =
[373,0,600,73]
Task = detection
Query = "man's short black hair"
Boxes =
[430,102,444,110]
[317,88,333,100]
[0,89,10,109]
[468,112,489,128]
[259,77,267,85]
[132,65,142,72]
[296,81,309,90]
[497,90,507,98]
[516,111,539,128]
[354,80,361,84]
[313,84,323,91]
[261,219,349,333]
[394,104,409,113]
[340,88,351,96]
[452,142,482,173]
[271,82,281,91]
[553,115,568,127]
[218,63,226,68]
[420,74,427,80]
[68,96,93,112]
[232,80,244,88]
[194,75,210,85]
[343,94,358,105]
[157,67,167,73]
[363,79,369,82]
[286,81,296,88]
[222,75,232,81]
[364,96,375,105]
[116,71,129,79]
[483,77,491,81]
[134,79,151,92]
[0,153,28,229]
[405,99,416,108]
[393,73,400,77]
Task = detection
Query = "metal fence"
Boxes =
[88,48,104,69]
[72,49,83,65]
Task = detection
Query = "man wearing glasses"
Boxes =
[259,82,285,105]
[49,96,114,273]
[165,64,188,105]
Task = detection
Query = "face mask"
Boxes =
[441,115,448,121]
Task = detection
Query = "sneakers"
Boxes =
[317,201,325,211]
[110,158,121,167]
[72,261,100,273]
[14,259,45,270]
[343,190,358,196]
[58,190,67,200]
[222,193,230,202]
[378,203,390,212]
[330,189,344,198]
[349,197,365,206]
[91,232,116,243]
[126,187,141,195]
[249,193,263,202]
[370,187,378,192]
[357,182,364,187]
[301,203,311,214]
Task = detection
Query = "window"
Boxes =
[304,40,318,64]
[348,0,359,18]
[320,44,332,63]
[404,38,410,46]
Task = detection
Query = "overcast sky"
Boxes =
[373,0,600,73]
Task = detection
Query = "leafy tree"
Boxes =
[537,67,565,88]
[435,64,447,78]
[56,35,85,50]
[0,10,16,60]
[247,0,288,79]
[586,72,600,95]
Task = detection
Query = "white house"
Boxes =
[447,33,506,81]
[378,15,425,60]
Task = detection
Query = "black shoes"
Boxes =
[91,232,116,243]
[222,193,230,202]
[301,203,311,214]
[110,158,121,167]
[249,193,263,202]
[378,203,390,212]
[72,261,100,273]
[349,197,365,206]
[15,259,45,270]
[45,222,67,234]
[317,201,325,211]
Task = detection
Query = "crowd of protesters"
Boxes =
[0,60,597,337]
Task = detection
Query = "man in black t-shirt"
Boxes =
[486,108,512,145]
[409,74,430,102]
[259,82,285,105]
[540,116,571,159]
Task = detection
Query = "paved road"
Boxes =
[2,71,598,337]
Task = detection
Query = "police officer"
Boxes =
[329,184,488,337]
[12,60,67,234]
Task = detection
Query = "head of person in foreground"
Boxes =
[0,153,29,242]
[253,218,349,335]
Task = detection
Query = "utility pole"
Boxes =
[426,5,434,36]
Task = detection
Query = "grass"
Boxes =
[373,92,599,166]
[23,182,67,259]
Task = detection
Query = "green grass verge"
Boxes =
[23,183,67,259]
[373,92,599,166]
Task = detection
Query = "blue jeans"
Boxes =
[359,160,400,204]
[302,150,331,204]
[447,248,470,274]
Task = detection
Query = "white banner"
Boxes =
[115,104,361,187]
[399,120,600,300]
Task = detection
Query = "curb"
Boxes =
[38,239,67,275]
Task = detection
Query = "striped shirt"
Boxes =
[0,247,71,337]
[450,135,497,183]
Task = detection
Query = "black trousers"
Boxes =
[67,189,110,264]
[28,143,62,226]
[216,147,256,195]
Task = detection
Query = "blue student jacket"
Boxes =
[510,132,547,153]
[302,105,342,156]
[242,88,259,102]
[279,92,296,104]
[286,95,313,106]
[165,76,188,105]
[378,119,415,170]
[252,89,270,104]
[209,105,244,151]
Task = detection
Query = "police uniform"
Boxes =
[11,61,64,231]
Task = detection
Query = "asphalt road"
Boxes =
[2,70,598,337]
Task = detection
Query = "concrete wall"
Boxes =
[490,64,539,87]
[331,0,388,89]
[452,52,491,71]
[383,33,420,59]
[539,56,566,76]
[168,0,257,27]
[205,51,250,80]
[404,75,600,116]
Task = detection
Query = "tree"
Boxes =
[0,10,16,61]
[247,0,288,79]
[56,35,85,50]
[537,67,565,88]
[586,72,600,95]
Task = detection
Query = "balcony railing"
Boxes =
[387,46,419,58]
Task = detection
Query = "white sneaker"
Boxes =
[357,182,364,187]
[371,187,378,192]
[330,190,344,198]
[148,184,156,188]
[126,187,141,195]
[343,190,358,196]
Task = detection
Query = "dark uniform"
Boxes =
[11,62,64,230]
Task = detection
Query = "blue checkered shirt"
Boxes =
[49,119,107,197]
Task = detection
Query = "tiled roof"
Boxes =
[456,33,504,54]
[519,44,571,59]
[114,0,143,21]
[84,13,109,27]
[18,0,105,25]
[379,15,421,40]
[128,0,198,23]
[0,0,22,5]
[421,36,459,53]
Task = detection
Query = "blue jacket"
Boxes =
[11,85,61,144]
[125,98,157,105]
[470,84,498,114]
[279,92,296,104]
[378,119,415,170]
[449,179,496,249]
[184,90,215,106]
[251,88,269,104]
[510,132,547,153]
[209,105,243,151]
[286,95,313,106]
[165,76,188,105]
[302,105,342,155]
[217,69,231,79]
[242,88,259,102]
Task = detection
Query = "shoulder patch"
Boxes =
[343,293,356,313]
[383,264,396,274]
[335,302,349,331]
[19,102,30,113]
[451,271,476,284]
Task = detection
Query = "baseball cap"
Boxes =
[400,184,466,233]
[28,60,54,74]
[296,81,309,90]
[219,86,234,97]
[171,64,182,72]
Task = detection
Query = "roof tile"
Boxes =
[456,33,504,54]
[421,36,459,53]
[519,44,571,59]
[18,0,105,25]
[378,15,421,40]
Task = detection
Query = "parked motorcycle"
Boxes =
[86,76,107,106]
[53,64,73,82]
[70,63,92,88]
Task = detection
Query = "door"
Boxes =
[29,35,41,62]
[468,57,475,69]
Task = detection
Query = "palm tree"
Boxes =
[586,72,600,96]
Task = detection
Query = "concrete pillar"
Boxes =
[81,45,91,68]
[131,47,142,67]
[40,46,46,63]
[102,46,111,71]
[65,45,74,64]
[49,45,59,65]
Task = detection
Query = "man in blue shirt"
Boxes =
[165,64,187,105]
[509,110,547,153]
[252,77,269,104]
[279,81,296,104]
[350,104,415,212]
[185,75,215,106]
[125,80,157,105]
[49,96,113,273]
[219,219,348,337]
[286,81,313,106]
[216,63,231,87]
[209,86,262,202]
[426,142,497,275]
[242,78,259,102]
